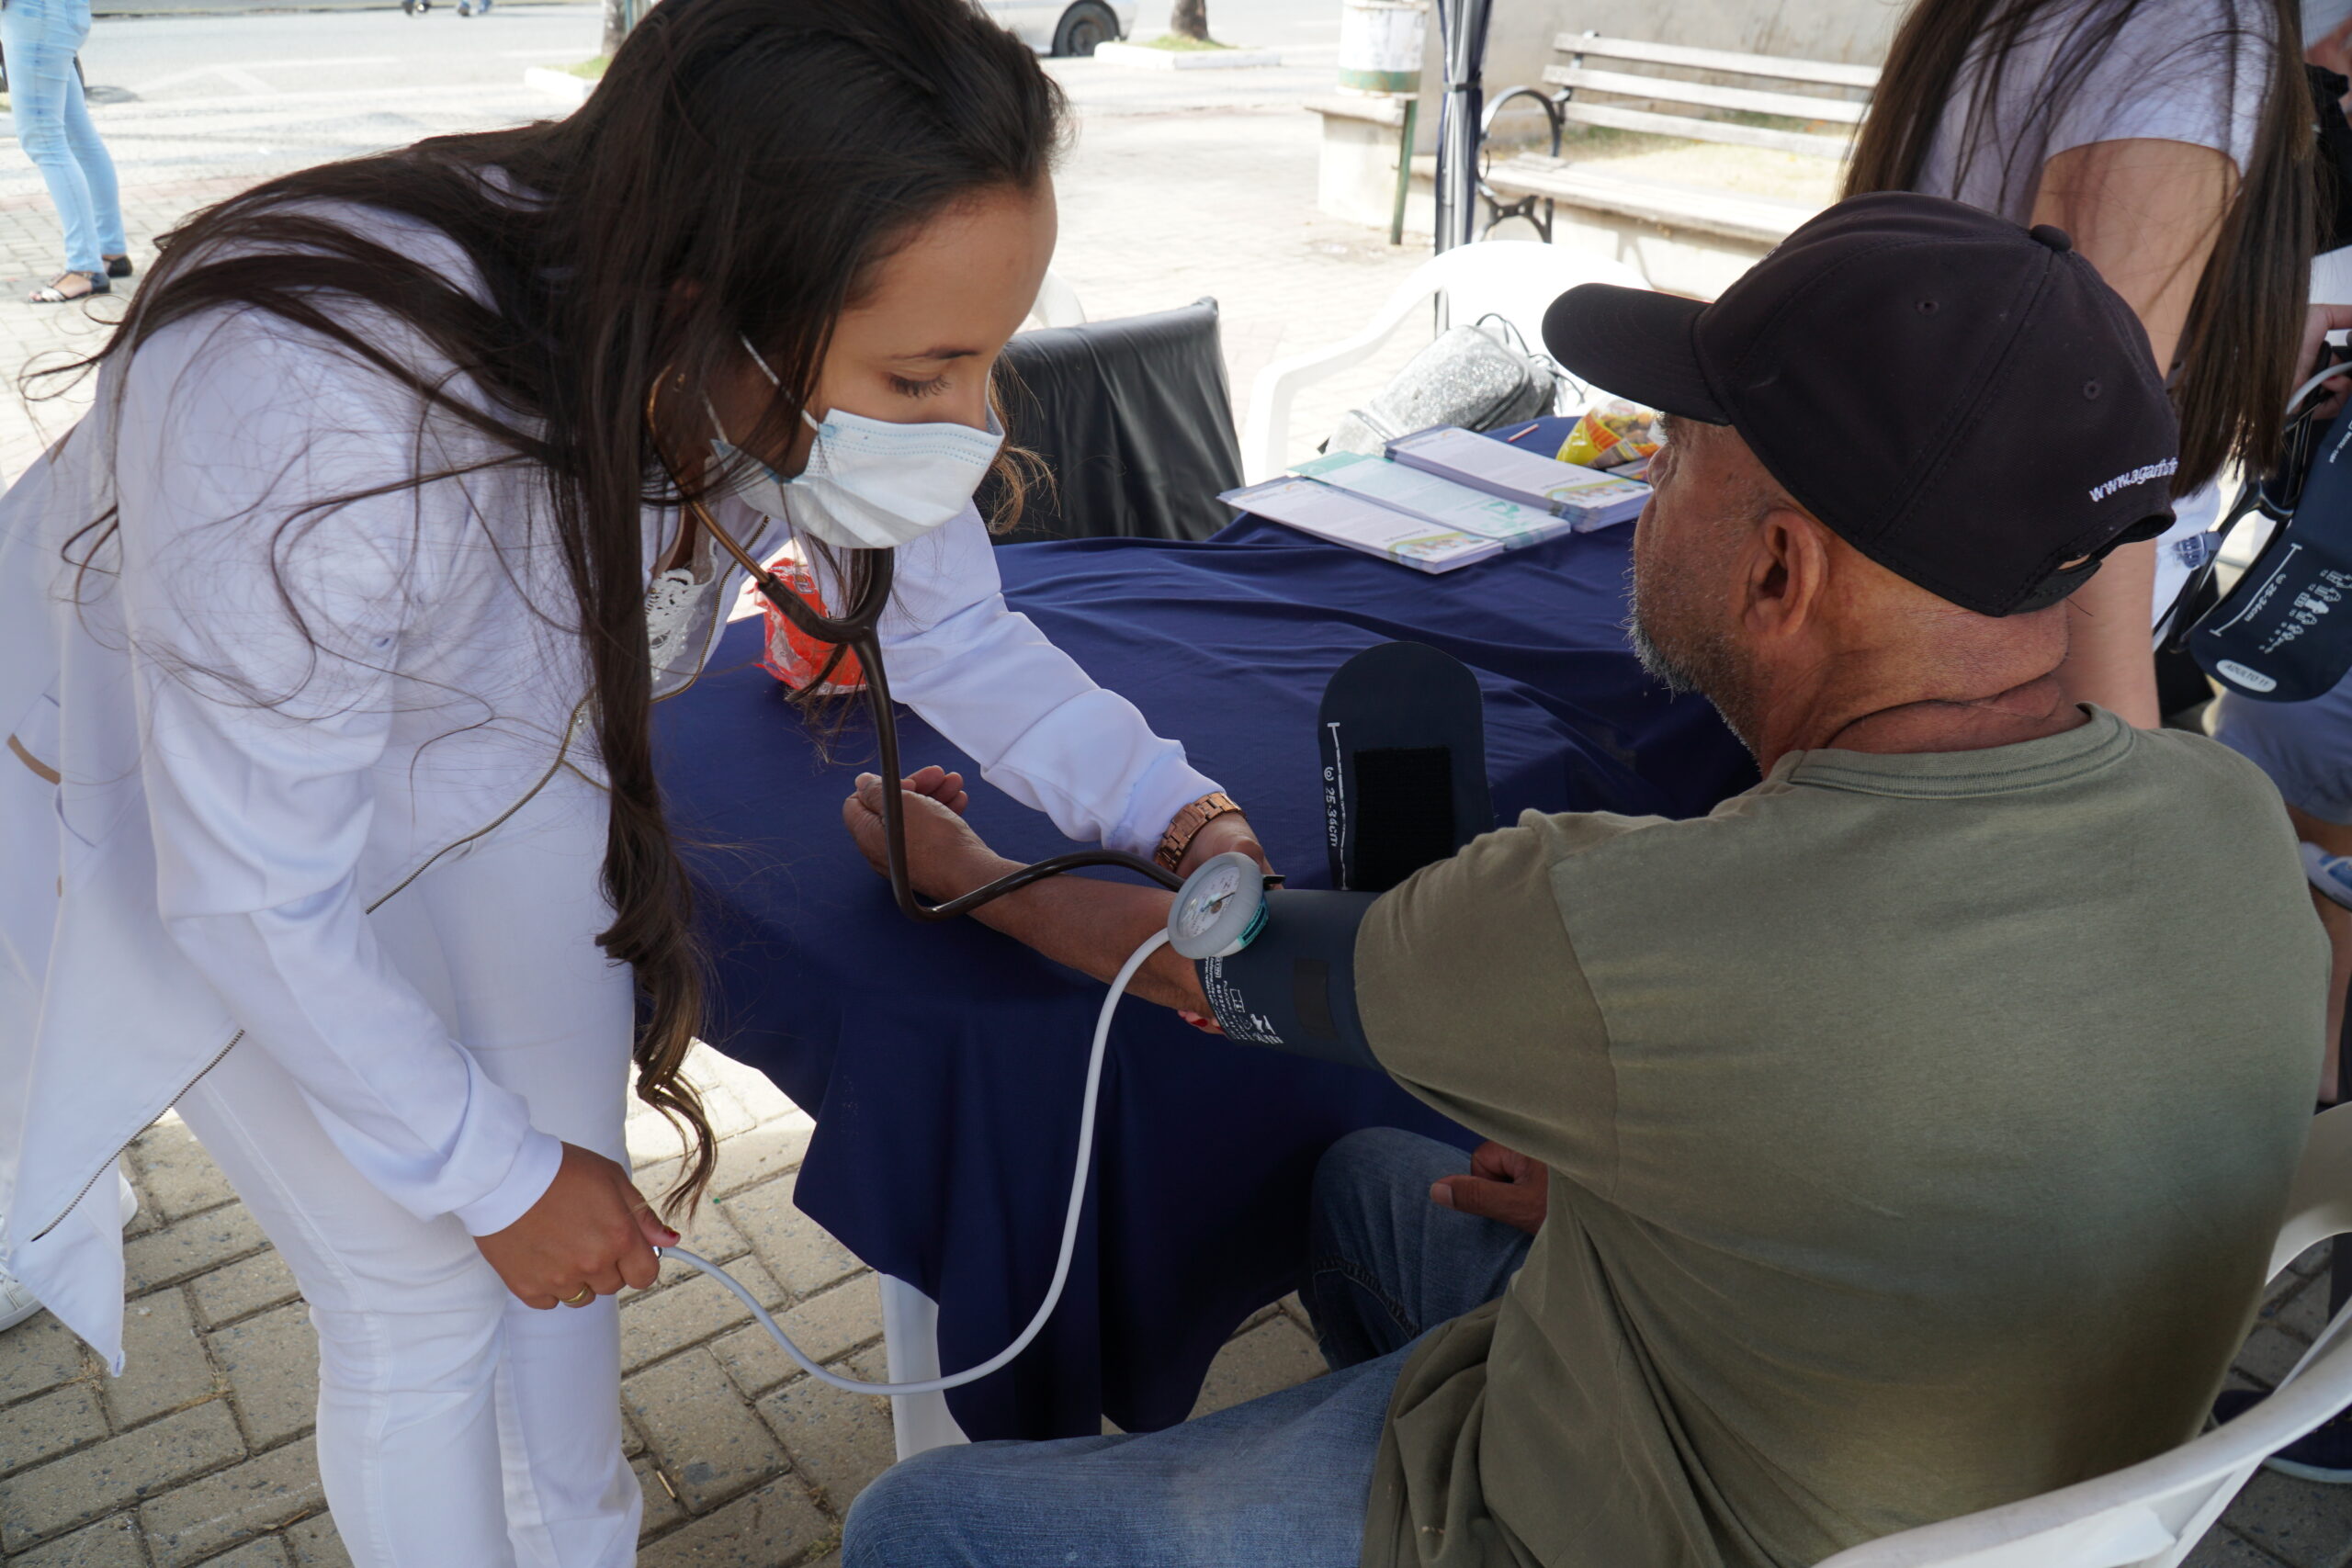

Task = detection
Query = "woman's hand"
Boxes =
[474,1143,675,1309]
[1175,810,1273,879]
[2300,304,2352,421]
[842,771,1014,901]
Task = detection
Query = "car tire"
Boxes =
[1052,1,1117,57]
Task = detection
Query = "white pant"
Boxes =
[176,775,639,1568]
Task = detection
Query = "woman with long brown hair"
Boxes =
[1847,0,2316,726]
[0,0,1264,1560]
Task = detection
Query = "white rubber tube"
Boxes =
[652,927,1171,1395]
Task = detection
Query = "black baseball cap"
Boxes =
[1542,192,2178,616]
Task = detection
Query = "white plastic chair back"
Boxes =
[1026,269,1087,332]
[1421,240,1642,366]
[1818,1105,2352,1568]
[1239,241,1646,480]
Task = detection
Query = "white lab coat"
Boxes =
[0,206,1216,1370]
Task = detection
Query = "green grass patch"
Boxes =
[1140,32,1232,50]
[565,55,609,79]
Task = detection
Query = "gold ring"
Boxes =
[562,1285,594,1307]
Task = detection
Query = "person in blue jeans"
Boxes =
[842,1129,1542,1568]
[3,0,129,304]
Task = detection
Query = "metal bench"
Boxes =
[1479,32,1878,295]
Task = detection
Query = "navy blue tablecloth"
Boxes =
[652,457,1755,1441]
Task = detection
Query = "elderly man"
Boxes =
[835,193,2328,1568]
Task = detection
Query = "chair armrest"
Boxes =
[1240,272,1442,481]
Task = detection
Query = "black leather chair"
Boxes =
[977,298,1244,546]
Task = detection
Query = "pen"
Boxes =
[1503,423,1543,444]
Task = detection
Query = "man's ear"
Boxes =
[1740,507,1834,643]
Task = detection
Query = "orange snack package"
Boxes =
[758,558,865,693]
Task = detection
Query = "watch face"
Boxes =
[1176,861,1248,942]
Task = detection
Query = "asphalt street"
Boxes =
[72,1,604,98]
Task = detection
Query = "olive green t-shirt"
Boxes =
[1352,708,2327,1568]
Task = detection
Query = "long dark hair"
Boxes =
[1846,0,2316,493]
[62,0,1067,1215]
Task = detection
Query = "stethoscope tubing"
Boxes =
[651,927,1171,1393]
[684,492,1184,919]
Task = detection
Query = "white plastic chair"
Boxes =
[1819,1103,2352,1568]
[1239,240,1649,481]
[1026,269,1087,332]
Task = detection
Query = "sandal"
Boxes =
[28,270,108,304]
[103,254,131,279]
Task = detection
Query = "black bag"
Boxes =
[2183,394,2352,702]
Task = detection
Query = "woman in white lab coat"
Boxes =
[0,0,1261,1561]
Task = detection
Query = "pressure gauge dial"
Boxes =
[1169,851,1271,960]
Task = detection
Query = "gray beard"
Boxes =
[1626,609,1704,695]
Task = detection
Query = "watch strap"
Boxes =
[1156,792,1243,872]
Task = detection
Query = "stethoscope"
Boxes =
[645,466,1201,1397]
[676,486,1188,916]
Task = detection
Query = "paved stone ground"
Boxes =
[0,21,2345,1568]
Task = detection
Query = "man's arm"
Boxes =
[842,773,1209,1013]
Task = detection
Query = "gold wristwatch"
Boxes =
[1155,792,1244,873]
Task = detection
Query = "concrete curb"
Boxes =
[522,65,590,107]
[1092,40,1283,70]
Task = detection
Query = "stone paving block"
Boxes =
[105,1291,220,1428]
[716,1112,816,1191]
[2292,1239,2335,1278]
[0,1397,243,1550]
[124,1207,269,1295]
[1189,1315,1326,1419]
[2234,1325,2317,1391]
[198,1537,295,1568]
[639,1192,752,1269]
[2276,1273,2334,1342]
[628,1110,693,1169]
[691,1053,802,1128]
[755,1349,895,1512]
[2227,1469,2352,1568]
[622,1348,789,1514]
[635,1475,833,1568]
[2187,1529,2297,1568]
[636,1455,684,1538]
[6,1511,145,1568]
[0,1312,96,1404]
[701,1084,759,1141]
[719,1177,861,1301]
[131,1115,239,1223]
[713,1275,883,1399]
[281,1511,350,1568]
[1,1382,107,1477]
[141,1439,323,1568]
[620,1257,787,1374]
[189,1250,301,1330]
[206,1303,319,1449]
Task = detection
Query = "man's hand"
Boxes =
[1430,1141,1548,1235]
[1176,810,1273,879]
[841,772,1212,1017]
[475,1143,675,1309]
[900,764,968,817]
[842,772,1013,901]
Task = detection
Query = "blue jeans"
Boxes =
[3,0,124,275]
[842,1128,1534,1568]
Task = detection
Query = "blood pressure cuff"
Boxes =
[1194,890,1382,1070]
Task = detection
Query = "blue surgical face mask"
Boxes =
[710,337,1003,551]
